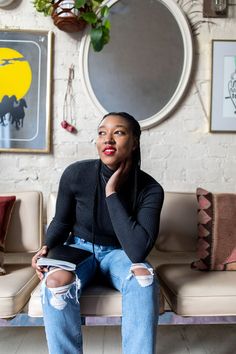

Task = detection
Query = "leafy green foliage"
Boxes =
[75,0,86,8]
[80,12,97,24]
[33,0,53,16]
[33,0,111,51]
[75,0,110,51]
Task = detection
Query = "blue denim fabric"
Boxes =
[41,237,159,354]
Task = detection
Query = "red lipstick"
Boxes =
[103,145,116,156]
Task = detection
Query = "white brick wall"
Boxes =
[0,0,236,204]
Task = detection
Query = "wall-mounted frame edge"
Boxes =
[209,39,236,133]
[0,29,53,153]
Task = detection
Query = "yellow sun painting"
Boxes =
[0,48,32,102]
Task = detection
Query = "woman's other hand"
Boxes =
[105,159,132,197]
[31,245,49,280]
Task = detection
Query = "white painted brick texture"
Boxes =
[0,0,236,202]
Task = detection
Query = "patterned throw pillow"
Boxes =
[0,196,16,275]
[191,188,236,271]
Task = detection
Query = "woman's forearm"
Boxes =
[106,186,164,262]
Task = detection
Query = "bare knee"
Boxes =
[132,265,151,276]
[46,269,75,288]
[130,263,154,287]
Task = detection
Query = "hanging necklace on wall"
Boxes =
[61,64,77,133]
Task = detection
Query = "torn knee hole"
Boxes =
[128,263,154,287]
[44,274,81,311]
[132,267,151,276]
[46,268,75,288]
[130,263,154,276]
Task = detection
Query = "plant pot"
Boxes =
[52,0,87,33]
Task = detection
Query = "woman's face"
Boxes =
[96,115,137,170]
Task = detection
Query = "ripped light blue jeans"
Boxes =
[41,237,159,354]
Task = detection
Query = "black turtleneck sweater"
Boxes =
[46,159,164,263]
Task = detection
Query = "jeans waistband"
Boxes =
[73,236,120,252]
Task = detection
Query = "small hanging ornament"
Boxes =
[61,64,77,133]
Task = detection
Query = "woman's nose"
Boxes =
[105,133,115,144]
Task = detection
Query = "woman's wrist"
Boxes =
[105,188,116,197]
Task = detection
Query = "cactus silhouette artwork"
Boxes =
[0,48,31,130]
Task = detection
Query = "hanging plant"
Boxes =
[33,0,110,51]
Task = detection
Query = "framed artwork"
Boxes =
[0,30,53,152]
[210,40,236,132]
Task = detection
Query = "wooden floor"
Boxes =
[0,325,236,353]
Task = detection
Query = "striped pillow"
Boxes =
[191,188,236,271]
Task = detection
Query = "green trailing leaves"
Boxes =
[101,5,109,18]
[75,0,86,9]
[80,11,97,24]
[33,0,111,52]
[102,25,110,45]
[90,23,110,52]
[33,0,53,16]
[104,19,111,30]
[90,27,103,51]
[91,0,102,9]
[81,2,110,51]
[91,0,103,6]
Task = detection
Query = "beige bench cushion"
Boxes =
[0,264,39,318]
[157,264,236,316]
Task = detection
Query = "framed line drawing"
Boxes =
[210,40,236,132]
[0,30,53,152]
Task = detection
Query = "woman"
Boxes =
[32,112,164,354]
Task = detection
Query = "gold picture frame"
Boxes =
[0,29,53,152]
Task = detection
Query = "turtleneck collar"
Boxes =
[100,160,136,186]
[100,161,115,182]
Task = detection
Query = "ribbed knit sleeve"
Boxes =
[106,183,164,263]
[45,165,76,249]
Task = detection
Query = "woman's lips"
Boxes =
[103,148,116,156]
[103,146,116,156]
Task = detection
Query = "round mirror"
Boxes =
[79,0,193,129]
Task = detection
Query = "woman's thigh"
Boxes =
[99,249,133,291]
[68,237,98,288]
[74,254,98,289]
[99,249,156,292]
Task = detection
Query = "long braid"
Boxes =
[91,159,101,256]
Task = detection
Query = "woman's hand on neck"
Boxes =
[105,159,132,197]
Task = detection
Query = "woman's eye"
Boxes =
[98,131,106,136]
[115,130,125,135]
